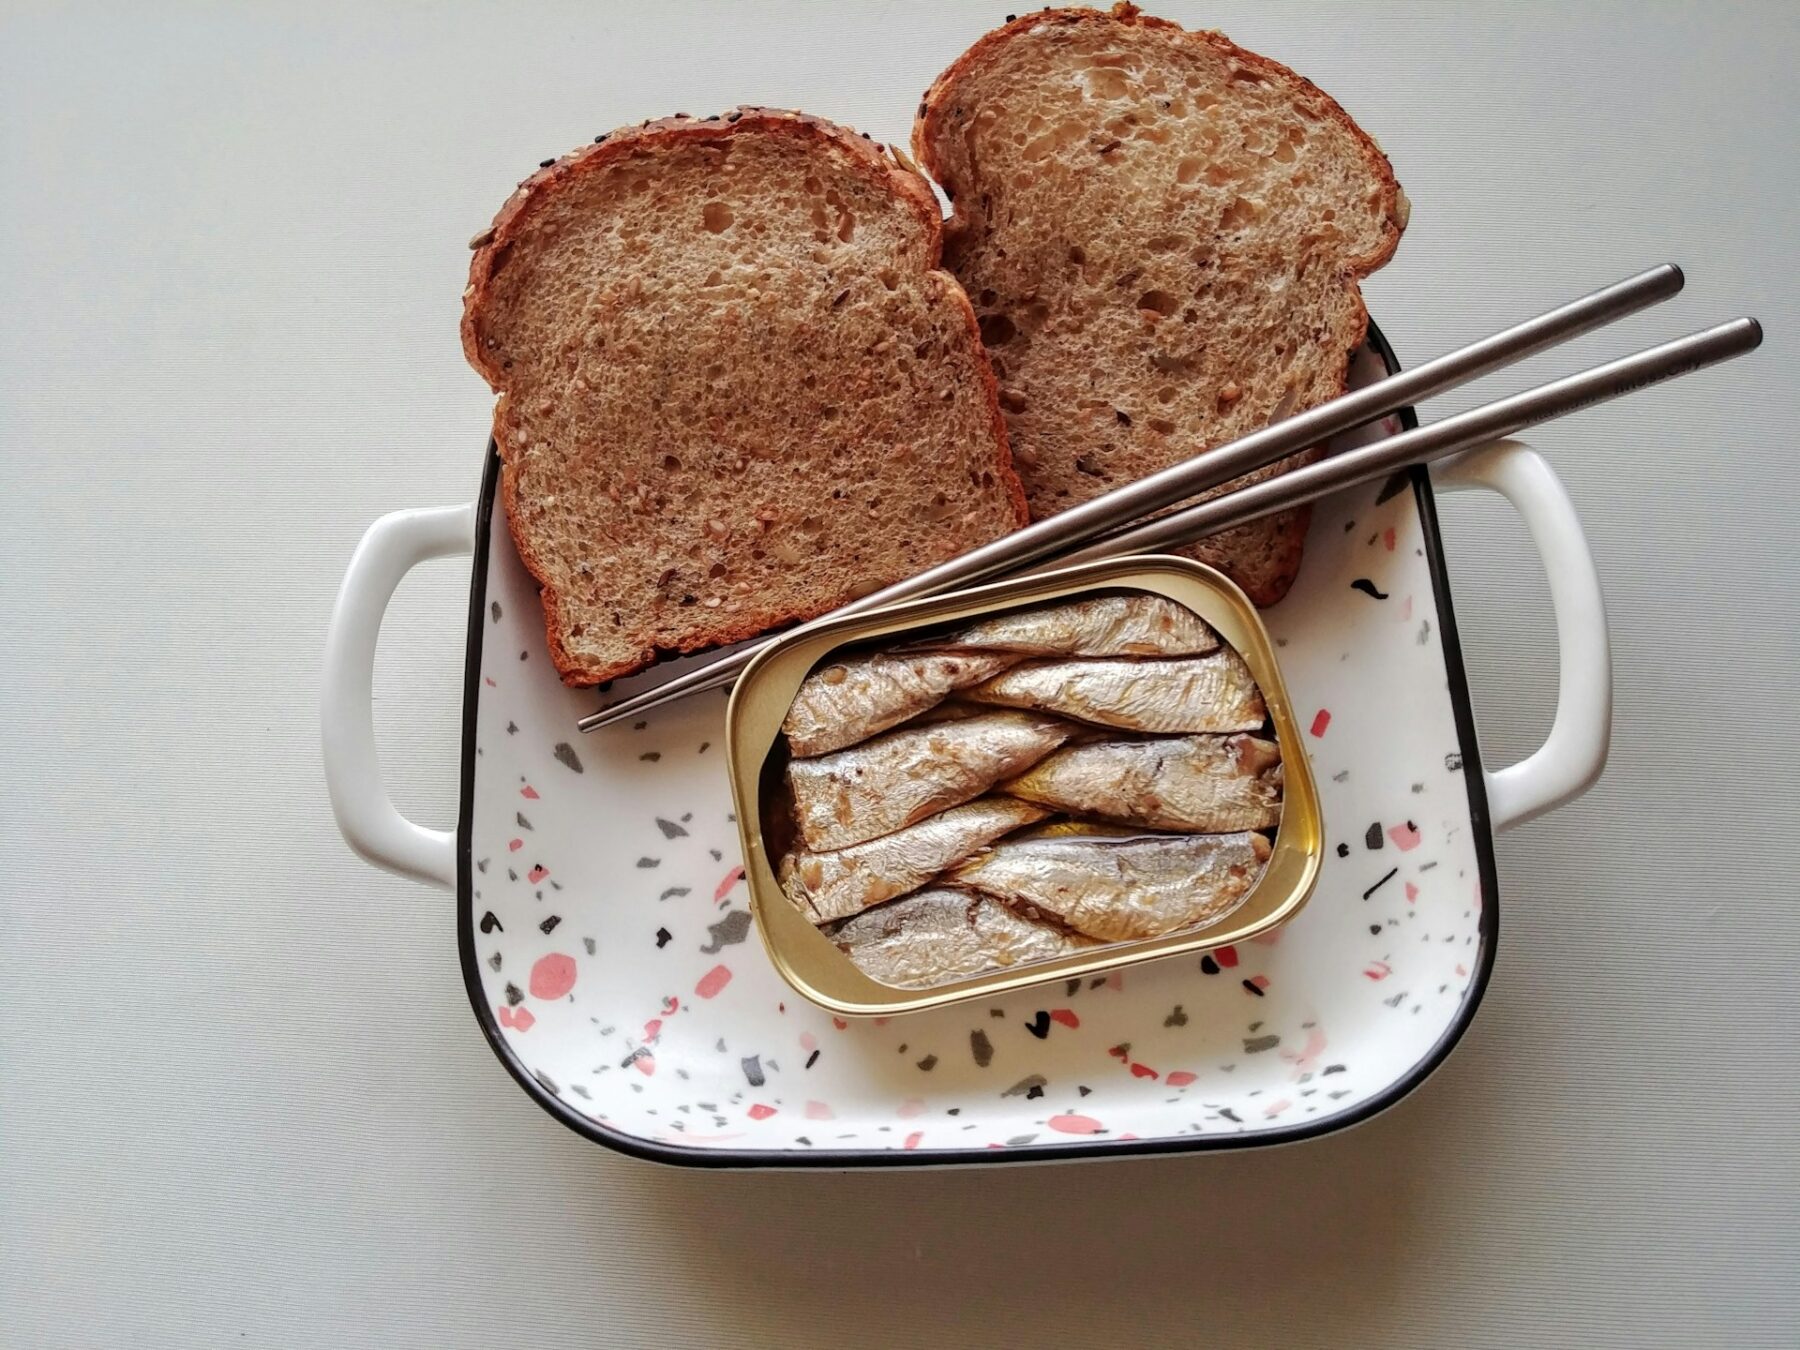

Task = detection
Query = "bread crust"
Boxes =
[913,4,1405,605]
[463,109,1024,685]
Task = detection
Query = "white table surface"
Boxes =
[4,3,1796,1345]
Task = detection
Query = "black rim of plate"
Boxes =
[454,319,1501,1168]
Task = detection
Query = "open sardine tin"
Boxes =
[725,556,1324,1016]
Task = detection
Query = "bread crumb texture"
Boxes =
[916,5,1404,604]
[464,110,1023,684]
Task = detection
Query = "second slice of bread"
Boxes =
[464,110,1026,685]
[915,5,1405,604]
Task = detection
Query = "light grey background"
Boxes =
[3,2,1795,1346]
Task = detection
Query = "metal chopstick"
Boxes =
[577,264,1685,732]
[1046,317,1763,568]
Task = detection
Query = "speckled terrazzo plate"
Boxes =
[325,323,1612,1166]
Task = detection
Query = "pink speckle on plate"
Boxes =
[529,953,577,1000]
[1283,1024,1328,1073]
[694,964,732,999]
[1048,1113,1103,1135]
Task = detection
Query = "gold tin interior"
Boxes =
[724,556,1324,1017]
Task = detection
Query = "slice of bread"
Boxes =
[463,109,1027,685]
[914,5,1405,604]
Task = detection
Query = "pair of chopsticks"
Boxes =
[578,265,1761,732]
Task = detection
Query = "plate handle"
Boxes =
[321,503,475,888]
[1432,440,1612,830]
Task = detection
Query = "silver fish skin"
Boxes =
[830,888,1092,990]
[964,650,1265,733]
[1003,734,1283,831]
[1012,818,1144,840]
[779,797,1050,924]
[782,650,1020,757]
[786,710,1077,852]
[946,830,1272,942]
[922,594,1219,659]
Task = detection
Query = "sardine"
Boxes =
[963,650,1266,733]
[1003,734,1283,831]
[786,710,1077,851]
[782,650,1020,757]
[945,830,1272,942]
[779,797,1051,924]
[921,594,1219,658]
[830,888,1093,990]
[921,590,1216,662]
